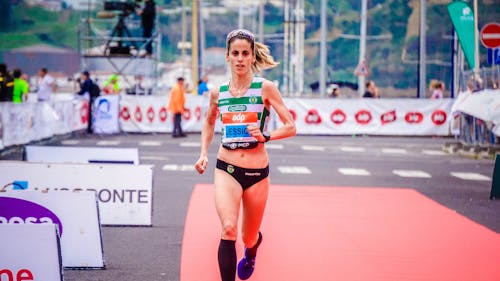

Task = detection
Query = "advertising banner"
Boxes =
[447,1,476,69]
[0,161,153,226]
[25,145,140,165]
[93,95,120,134]
[0,224,63,281]
[0,190,104,268]
[119,95,206,133]
[282,98,453,136]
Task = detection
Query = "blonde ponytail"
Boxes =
[252,42,279,73]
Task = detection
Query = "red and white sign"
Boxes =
[355,60,369,76]
[481,22,500,49]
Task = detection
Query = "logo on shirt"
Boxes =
[249,97,258,104]
[228,105,247,112]
[222,112,258,124]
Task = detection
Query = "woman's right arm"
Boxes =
[194,89,219,174]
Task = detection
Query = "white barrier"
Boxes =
[0,190,104,269]
[0,161,153,226]
[25,145,140,165]
[0,224,63,281]
[451,89,500,137]
[118,95,453,136]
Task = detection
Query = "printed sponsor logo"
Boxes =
[147,107,155,123]
[0,197,63,235]
[195,106,202,121]
[120,106,131,121]
[183,108,192,120]
[405,112,424,124]
[80,101,89,124]
[222,112,258,124]
[355,110,372,125]
[228,105,247,112]
[330,109,346,125]
[134,106,142,123]
[305,109,322,124]
[245,172,261,176]
[431,110,447,126]
[97,99,112,120]
[381,110,397,125]
[159,107,168,122]
[0,268,34,281]
[289,109,297,121]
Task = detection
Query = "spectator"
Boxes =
[197,75,209,96]
[76,71,100,133]
[137,0,156,56]
[103,74,120,94]
[36,68,56,102]
[0,63,14,102]
[130,75,146,95]
[430,81,444,99]
[12,69,29,103]
[168,77,186,138]
[363,80,379,98]
[330,84,340,98]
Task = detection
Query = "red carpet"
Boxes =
[180,185,500,281]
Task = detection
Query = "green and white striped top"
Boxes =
[218,77,270,144]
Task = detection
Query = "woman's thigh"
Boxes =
[241,177,270,246]
[214,168,243,240]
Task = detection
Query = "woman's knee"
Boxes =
[221,220,238,240]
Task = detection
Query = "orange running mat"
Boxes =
[181,185,500,281]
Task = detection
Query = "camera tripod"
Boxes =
[104,12,138,55]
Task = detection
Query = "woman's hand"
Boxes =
[247,124,265,142]
[194,155,209,174]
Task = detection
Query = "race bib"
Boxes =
[221,112,258,142]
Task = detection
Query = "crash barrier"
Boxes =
[0,94,88,151]
[0,161,153,226]
[451,89,500,145]
[1,94,457,152]
[0,190,105,269]
[0,224,64,281]
[25,145,140,164]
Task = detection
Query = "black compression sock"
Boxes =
[218,239,236,281]
[246,232,263,258]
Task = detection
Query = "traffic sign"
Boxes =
[354,60,369,76]
[487,48,500,65]
[480,22,500,49]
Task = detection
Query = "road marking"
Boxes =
[393,170,431,178]
[450,172,491,181]
[382,148,407,154]
[338,168,371,176]
[265,144,284,150]
[180,142,201,147]
[96,140,121,146]
[301,145,325,151]
[141,155,169,161]
[277,166,312,174]
[61,140,80,145]
[162,164,195,172]
[139,141,162,146]
[422,149,447,156]
[340,146,366,152]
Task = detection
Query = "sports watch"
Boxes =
[262,132,271,143]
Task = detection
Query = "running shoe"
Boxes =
[237,232,262,280]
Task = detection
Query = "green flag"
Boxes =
[447,1,476,69]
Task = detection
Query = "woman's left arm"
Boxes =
[262,80,296,141]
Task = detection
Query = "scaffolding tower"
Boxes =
[77,2,161,94]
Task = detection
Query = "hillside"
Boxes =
[0,0,498,93]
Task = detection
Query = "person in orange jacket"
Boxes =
[168,77,187,137]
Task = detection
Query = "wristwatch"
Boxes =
[262,132,271,143]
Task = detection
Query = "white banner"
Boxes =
[0,224,63,281]
[0,190,104,268]
[93,95,120,134]
[0,161,153,226]
[451,89,500,136]
[283,98,453,135]
[25,145,140,165]
[119,95,205,133]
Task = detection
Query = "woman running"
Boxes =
[194,29,296,281]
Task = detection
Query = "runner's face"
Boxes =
[226,39,255,75]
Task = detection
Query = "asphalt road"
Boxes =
[2,133,498,281]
